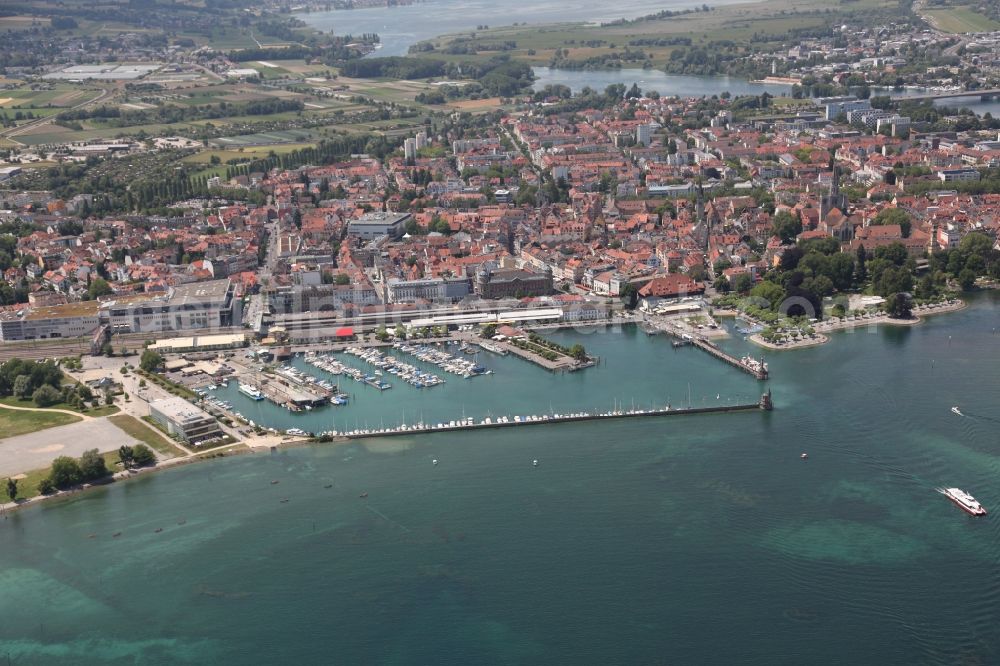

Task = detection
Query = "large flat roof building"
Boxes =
[148,397,222,444]
[0,279,241,342]
[347,212,411,240]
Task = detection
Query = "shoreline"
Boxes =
[0,297,975,516]
[747,298,966,351]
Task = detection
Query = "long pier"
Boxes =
[326,392,774,440]
[690,338,768,380]
[643,317,768,380]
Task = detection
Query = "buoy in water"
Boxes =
[532,459,539,467]
[801,453,808,460]
[432,459,438,465]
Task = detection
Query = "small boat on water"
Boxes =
[937,487,987,516]
[951,406,963,416]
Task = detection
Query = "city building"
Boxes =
[384,277,471,303]
[347,212,411,240]
[0,279,241,341]
[475,266,553,299]
[937,168,981,183]
[821,97,872,121]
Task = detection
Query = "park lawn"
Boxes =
[925,6,1000,32]
[110,414,187,458]
[0,395,119,417]
[0,408,80,439]
[6,465,51,501]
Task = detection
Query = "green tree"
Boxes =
[12,374,30,400]
[873,264,912,297]
[480,323,498,339]
[132,444,156,466]
[750,281,786,310]
[119,445,134,470]
[79,448,108,481]
[873,242,908,266]
[139,349,164,372]
[622,283,639,310]
[88,277,113,300]
[32,384,61,407]
[771,211,802,244]
[958,268,977,291]
[885,292,913,319]
[731,273,754,294]
[49,456,83,488]
[569,344,588,361]
[6,477,17,502]
[334,273,351,285]
[37,477,55,495]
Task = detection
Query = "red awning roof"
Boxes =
[334,327,354,337]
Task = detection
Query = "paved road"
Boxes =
[0,419,133,478]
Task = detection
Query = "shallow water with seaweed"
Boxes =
[1,295,999,664]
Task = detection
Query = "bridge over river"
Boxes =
[890,88,1000,102]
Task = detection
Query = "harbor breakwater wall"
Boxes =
[331,393,773,441]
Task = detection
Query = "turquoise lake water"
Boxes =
[2,294,1000,664]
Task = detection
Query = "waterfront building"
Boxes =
[148,397,222,444]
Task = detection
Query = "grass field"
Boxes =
[184,142,317,162]
[924,6,1000,32]
[109,414,187,458]
[0,396,120,417]
[0,408,80,439]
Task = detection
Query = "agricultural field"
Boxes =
[209,129,318,148]
[0,15,48,30]
[924,5,1000,32]
[0,86,102,109]
[183,142,318,162]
